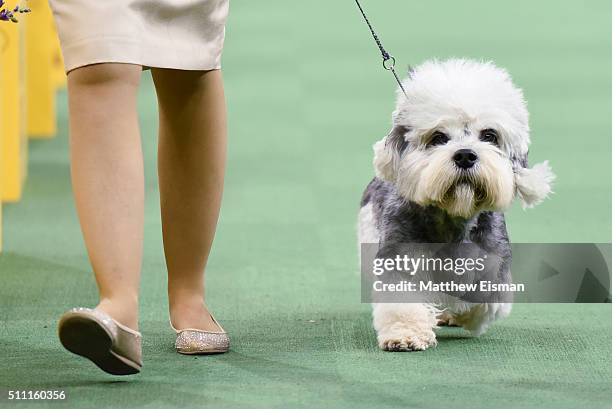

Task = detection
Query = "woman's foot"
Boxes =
[168,292,229,354]
[58,307,142,375]
[96,296,139,331]
[168,293,221,332]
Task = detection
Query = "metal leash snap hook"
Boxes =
[382,56,396,71]
[355,0,409,99]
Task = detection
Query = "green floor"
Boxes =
[2,1,612,408]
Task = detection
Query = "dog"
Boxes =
[358,59,555,351]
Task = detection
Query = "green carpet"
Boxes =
[2,1,612,408]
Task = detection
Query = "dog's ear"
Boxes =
[373,125,409,182]
[514,154,555,208]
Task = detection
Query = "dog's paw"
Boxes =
[437,310,459,327]
[378,329,437,352]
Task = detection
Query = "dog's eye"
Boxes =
[480,129,499,145]
[428,131,449,147]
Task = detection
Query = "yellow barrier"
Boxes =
[50,21,66,89]
[1,19,27,251]
[0,54,2,252]
[1,3,64,251]
[1,20,27,203]
[22,0,55,138]
[0,45,1,249]
[26,0,61,138]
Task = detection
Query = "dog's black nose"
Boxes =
[453,149,478,169]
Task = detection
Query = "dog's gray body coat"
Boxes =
[361,177,512,303]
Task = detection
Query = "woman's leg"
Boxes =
[68,63,143,330]
[151,69,226,331]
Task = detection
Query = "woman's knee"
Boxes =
[152,69,222,110]
[68,63,142,89]
[152,68,220,94]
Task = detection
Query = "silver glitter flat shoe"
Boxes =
[58,307,142,375]
[171,314,230,355]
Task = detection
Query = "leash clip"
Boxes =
[382,56,396,71]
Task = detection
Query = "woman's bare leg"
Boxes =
[68,63,143,330]
[152,69,226,331]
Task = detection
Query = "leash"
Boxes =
[354,0,409,99]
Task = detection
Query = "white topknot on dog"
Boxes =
[360,58,555,351]
[396,59,530,154]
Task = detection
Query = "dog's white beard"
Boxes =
[396,147,514,218]
[445,183,476,218]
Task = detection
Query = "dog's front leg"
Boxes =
[372,303,438,351]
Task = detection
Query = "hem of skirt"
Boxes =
[61,37,223,73]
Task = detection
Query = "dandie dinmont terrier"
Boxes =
[358,59,555,351]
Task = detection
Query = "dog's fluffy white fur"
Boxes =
[362,59,554,351]
[374,59,554,211]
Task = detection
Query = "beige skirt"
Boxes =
[48,0,229,72]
